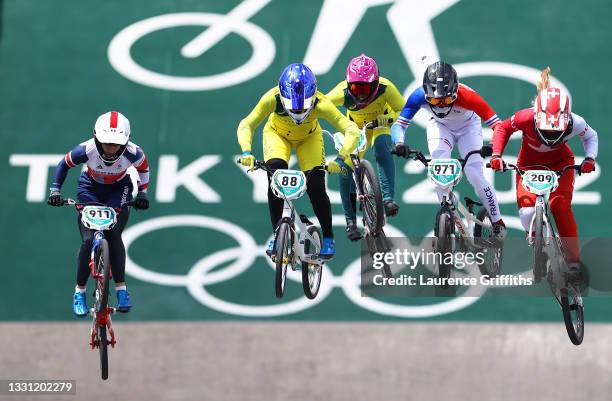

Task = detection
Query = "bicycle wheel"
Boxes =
[94,238,111,313]
[302,225,322,299]
[275,222,292,298]
[98,325,109,380]
[435,210,453,289]
[365,231,393,279]
[560,287,584,345]
[358,160,385,235]
[474,208,503,277]
[533,206,547,282]
[93,238,110,380]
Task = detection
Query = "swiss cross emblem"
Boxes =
[549,88,560,98]
[547,114,559,126]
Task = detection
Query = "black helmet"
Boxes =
[422,61,458,118]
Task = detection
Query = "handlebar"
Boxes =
[391,144,492,167]
[485,162,583,177]
[237,159,329,174]
[363,118,393,130]
[62,198,135,209]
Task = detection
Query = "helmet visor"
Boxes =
[280,95,315,124]
[426,95,456,106]
[349,82,377,101]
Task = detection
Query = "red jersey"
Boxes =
[492,108,597,167]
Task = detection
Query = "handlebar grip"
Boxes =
[486,163,491,168]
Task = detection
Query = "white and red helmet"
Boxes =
[534,87,572,147]
[93,111,131,163]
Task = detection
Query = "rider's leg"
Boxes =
[265,158,288,229]
[75,173,101,288]
[372,131,395,202]
[263,128,292,231]
[339,172,357,224]
[516,174,536,232]
[549,167,580,262]
[104,209,130,284]
[297,131,335,257]
[426,121,454,202]
[456,126,503,224]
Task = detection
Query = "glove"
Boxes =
[394,143,410,158]
[327,157,350,176]
[490,155,506,171]
[239,151,255,170]
[376,114,393,128]
[580,157,596,174]
[133,192,149,210]
[47,188,64,207]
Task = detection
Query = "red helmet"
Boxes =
[534,87,572,147]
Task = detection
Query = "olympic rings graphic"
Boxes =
[123,214,527,318]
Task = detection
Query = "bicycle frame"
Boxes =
[278,199,324,268]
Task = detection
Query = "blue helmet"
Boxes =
[278,63,317,124]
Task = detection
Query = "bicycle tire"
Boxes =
[435,210,453,289]
[94,238,111,313]
[533,206,547,282]
[365,231,393,279]
[302,225,322,299]
[99,325,109,380]
[474,207,503,277]
[358,160,385,234]
[275,222,291,298]
[560,288,584,345]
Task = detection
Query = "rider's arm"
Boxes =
[325,81,347,107]
[50,144,88,190]
[571,113,599,159]
[455,84,500,128]
[390,87,426,144]
[382,78,406,122]
[318,95,360,157]
[126,144,151,192]
[492,108,532,155]
[237,88,276,152]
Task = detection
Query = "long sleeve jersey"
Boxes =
[391,83,500,143]
[325,76,406,128]
[492,108,598,166]
[51,139,150,191]
[237,87,360,157]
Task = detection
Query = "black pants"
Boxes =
[266,158,334,238]
[76,209,130,286]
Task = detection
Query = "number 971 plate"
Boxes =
[428,159,462,188]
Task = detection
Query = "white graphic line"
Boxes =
[181,0,271,58]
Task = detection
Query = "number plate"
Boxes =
[522,170,558,195]
[428,159,462,188]
[81,206,117,230]
[271,170,307,200]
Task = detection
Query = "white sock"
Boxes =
[115,285,127,292]
[75,286,86,293]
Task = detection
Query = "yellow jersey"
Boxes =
[325,77,405,129]
[237,87,360,157]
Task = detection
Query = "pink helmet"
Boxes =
[346,54,380,108]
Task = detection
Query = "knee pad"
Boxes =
[518,207,535,232]
[266,158,288,172]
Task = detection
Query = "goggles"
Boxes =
[349,82,377,100]
[425,95,456,106]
